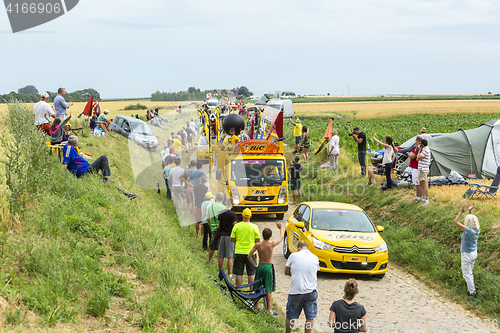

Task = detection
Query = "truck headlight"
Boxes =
[278,186,287,204]
[375,242,388,253]
[312,237,333,250]
[230,186,240,205]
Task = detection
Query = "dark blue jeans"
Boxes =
[358,150,366,176]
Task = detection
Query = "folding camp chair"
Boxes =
[462,166,500,200]
[69,127,84,136]
[46,142,64,163]
[218,270,266,313]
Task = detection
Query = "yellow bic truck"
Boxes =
[215,139,288,219]
[212,111,289,219]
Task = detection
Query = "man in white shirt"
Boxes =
[328,129,340,172]
[284,241,320,333]
[169,157,185,208]
[189,119,198,137]
[33,92,56,135]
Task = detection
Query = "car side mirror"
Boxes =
[295,221,305,229]
[216,170,222,180]
[376,226,384,232]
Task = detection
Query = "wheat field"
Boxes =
[293,100,500,119]
[0,100,203,119]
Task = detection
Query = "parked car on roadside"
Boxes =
[110,115,158,151]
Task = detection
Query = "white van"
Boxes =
[266,99,294,119]
[207,99,219,109]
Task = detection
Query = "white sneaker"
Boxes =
[421,200,429,206]
[228,275,235,280]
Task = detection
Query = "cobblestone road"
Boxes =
[256,213,497,333]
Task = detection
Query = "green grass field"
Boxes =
[0,103,283,331]
[282,115,500,318]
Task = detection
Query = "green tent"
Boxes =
[427,120,500,179]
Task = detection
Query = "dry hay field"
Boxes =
[0,100,203,120]
[293,100,500,119]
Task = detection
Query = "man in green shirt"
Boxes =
[97,109,112,131]
[230,208,260,287]
[206,192,226,263]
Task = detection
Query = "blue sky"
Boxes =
[1,0,500,98]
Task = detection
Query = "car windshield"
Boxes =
[266,103,281,110]
[231,159,285,186]
[131,122,154,135]
[199,136,216,145]
[208,100,218,107]
[311,209,376,232]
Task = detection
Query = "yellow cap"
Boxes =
[205,192,213,199]
[242,208,252,218]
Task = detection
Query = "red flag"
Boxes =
[82,94,93,116]
[323,119,333,140]
[249,119,255,139]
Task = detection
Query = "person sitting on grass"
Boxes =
[248,221,284,314]
[62,135,137,199]
[50,111,72,145]
[90,115,109,133]
[97,110,112,131]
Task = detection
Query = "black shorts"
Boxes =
[233,253,256,276]
[375,167,386,175]
[290,178,301,191]
[209,229,220,251]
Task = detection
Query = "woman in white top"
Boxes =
[370,133,397,188]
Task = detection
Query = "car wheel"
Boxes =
[374,273,385,279]
[283,233,291,259]
[276,213,284,220]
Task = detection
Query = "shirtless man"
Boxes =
[248,221,284,314]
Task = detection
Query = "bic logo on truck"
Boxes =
[4,0,79,33]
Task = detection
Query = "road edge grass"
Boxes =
[0,102,284,332]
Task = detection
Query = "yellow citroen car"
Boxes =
[283,202,388,278]
[196,135,216,163]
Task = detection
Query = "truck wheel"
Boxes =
[276,213,285,220]
[283,233,291,259]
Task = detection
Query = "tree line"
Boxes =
[0,85,100,103]
[151,86,252,101]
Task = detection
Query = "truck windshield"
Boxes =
[230,159,285,186]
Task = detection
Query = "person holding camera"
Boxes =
[350,127,367,176]
[416,139,431,205]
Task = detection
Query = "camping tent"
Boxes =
[403,120,500,179]
[255,95,269,106]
